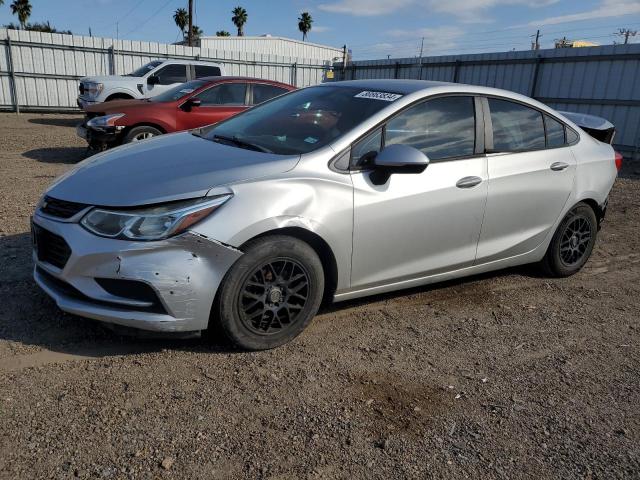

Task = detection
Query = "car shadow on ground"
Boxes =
[23,147,90,164]
[28,116,83,128]
[0,230,543,367]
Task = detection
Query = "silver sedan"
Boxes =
[32,80,619,350]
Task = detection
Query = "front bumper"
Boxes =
[77,96,97,110]
[32,213,242,332]
[77,123,123,149]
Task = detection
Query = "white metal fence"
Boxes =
[0,28,334,112]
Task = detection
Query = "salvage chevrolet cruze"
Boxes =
[32,80,619,350]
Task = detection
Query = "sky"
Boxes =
[0,0,638,59]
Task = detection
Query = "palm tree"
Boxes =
[173,8,188,39]
[231,6,247,37]
[216,30,231,37]
[10,0,32,30]
[190,25,203,41]
[298,12,313,42]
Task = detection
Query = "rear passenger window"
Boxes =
[566,128,579,144]
[545,115,565,148]
[252,84,289,105]
[489,98,545,152]
[194,65,222,78]
[385,96,476,161]
[155,64,188,85]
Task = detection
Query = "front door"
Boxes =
[177,82,248,130]
[143,63,189,97]
[350,96,488,290]
[475,98,576,262]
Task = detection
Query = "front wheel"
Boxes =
[123,126,162,144]
[214,236,325,350]
[541,202,598,277]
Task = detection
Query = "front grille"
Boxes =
[32,224,72,269]
[41,196,88,219]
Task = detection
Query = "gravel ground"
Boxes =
[0,113,639,479]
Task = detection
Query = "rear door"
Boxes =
[350,95,488,290]
[475,97,576,262]
[250,83,291,106]
[193,64,222,79]
[176,82,249,130]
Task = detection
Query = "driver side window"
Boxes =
[351,128,382,167]
[154,64,188,85]
[197,83,247,106]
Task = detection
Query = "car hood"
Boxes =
[81,75,137,84]
[85,99,154,114]
[46,132,300,207]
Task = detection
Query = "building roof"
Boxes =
[199,35,343,52]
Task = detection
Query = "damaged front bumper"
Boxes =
[32,213,242,332]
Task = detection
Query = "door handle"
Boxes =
[456,176,482,189]
[550,162,569,171]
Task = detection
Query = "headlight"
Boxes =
[80,195,232,241]
[84,82,104,96]
[86,113,126,128]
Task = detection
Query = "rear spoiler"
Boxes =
[559,111,616,144]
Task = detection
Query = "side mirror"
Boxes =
[181,98,202,111]
[147,75,159,85]
[370,144,429,185]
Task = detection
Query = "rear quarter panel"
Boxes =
[571,133,617,207]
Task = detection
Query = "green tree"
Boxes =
[216,30,231,37]
[298,12,313,41]
[231,6,247,37]
[190,25,203,41]
[173,8,188,38]
[10,0,32,30]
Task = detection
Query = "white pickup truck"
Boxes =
[77,59,225,109]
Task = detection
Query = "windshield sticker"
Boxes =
[304,137,318,144]
[354,91,403,102]
[179,88,195,94]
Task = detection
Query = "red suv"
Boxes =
[78,77,296,150]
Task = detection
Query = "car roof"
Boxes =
[319,79,456,95]
[195,76,295,88]
[158,59,222,66]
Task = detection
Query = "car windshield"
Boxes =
[150,80,206,102]
[126,61,163,77]
[200,85,398,155]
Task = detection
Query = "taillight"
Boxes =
[614,151,623,171]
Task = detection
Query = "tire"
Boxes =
[123,126,162,144]
[541,202,598,277]
[214,235,324,350]
[105,94,133,102]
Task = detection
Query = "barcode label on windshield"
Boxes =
[354,91,403,101]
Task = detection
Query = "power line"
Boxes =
[122,0,176,37]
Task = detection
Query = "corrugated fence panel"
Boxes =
[337,44,640,155]
[0,28,330,111]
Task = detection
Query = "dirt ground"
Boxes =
[0,113,638,480]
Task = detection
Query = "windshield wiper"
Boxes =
[212,134,272,153]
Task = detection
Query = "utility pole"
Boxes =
[418,36,424,65]
[188,0,194,47]
[531,29,541,50]
[342,44,348,73]
[617,28,638,44]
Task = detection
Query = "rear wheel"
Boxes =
[541,202,597,277]
[214,236,324,350]
[123,126,162,144]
